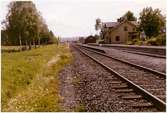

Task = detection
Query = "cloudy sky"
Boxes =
[0,0,166,38]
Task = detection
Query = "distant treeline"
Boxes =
[1,1,59,48]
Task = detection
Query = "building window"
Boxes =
[115,36,120,41]
[124,26,128,31]
[109,38,111,43]
[131,35,137,40]
[133,28,136,31]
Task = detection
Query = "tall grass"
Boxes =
[2,44,72,111]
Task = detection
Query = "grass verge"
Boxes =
[2,44,72,111]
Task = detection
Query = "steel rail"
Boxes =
[74,45,166,111]
[79,45,166,78]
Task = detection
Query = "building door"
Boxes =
[115,36,120,41]
[109,38,111,43]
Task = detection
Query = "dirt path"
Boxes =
[59,64,78,111]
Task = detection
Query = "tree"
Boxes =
[2,1,55,49]
[21,4,40,49]
[95,18,102,34]
[117,11,137,22]
[2,1,59,49]
[95,18,102,42]
[139,7,165,38]
[1,30,8,45]
[52,36,60,45]
[5,2,25,46]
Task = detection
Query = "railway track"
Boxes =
[74,44,166,111]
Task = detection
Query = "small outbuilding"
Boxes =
[84,35,96,44]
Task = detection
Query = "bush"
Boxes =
[126,41,134,45]
[156,35,166,45]
[146,34,166,46]
[126,34,166,46]
[134,40,143,45]
[146,38,157,45]
[126,38,141,45]
[98,40,105,44]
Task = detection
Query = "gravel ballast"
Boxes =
[58,45,159,112]
[81,47,166,101]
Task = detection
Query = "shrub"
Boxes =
[156,35,166,45]
[126,41,134,45]
[126,38,142,45]
[146,38,157,45]
[126,34,166,46]
[146,34,166,46]
[98,40,105,44]
[134,40,143,45]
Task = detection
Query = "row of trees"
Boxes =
[95,7,166,39]
[1,1,59,49]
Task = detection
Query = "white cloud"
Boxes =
[1,0,166,37]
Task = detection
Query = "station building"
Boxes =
[101,20,139,44]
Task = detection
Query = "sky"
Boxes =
[0,0,166,38]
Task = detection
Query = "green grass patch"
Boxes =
[2,44,72,111]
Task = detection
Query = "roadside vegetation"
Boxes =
[1,1,73,112]
[2,44,72,111]
[126,33,166,46]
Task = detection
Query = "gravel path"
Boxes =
[59,45,159,112]
[84,45,166,73]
